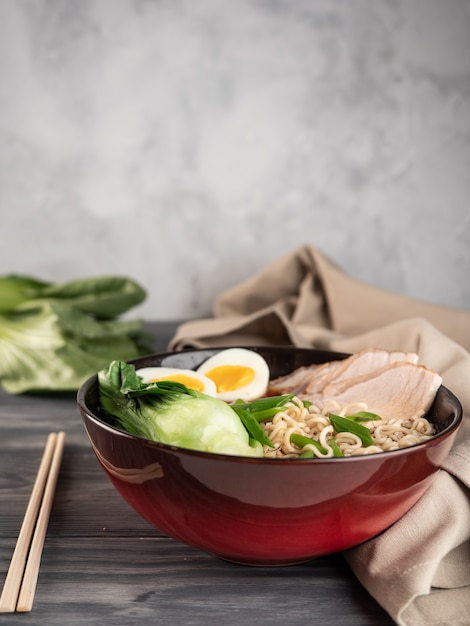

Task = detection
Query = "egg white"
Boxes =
[196,348,270,402]
[136,367,217,396]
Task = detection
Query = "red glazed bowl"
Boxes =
[77,347,463,566]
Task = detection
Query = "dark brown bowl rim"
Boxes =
[77,346,464,465]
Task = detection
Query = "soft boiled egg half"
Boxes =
[196,348,270,402]
[136,367,217,396]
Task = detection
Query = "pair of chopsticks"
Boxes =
[0,431,65,613]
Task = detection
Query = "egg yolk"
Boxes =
[151,374,205,392]
[204,365,255,392]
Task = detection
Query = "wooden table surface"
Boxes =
[0,322,395,625]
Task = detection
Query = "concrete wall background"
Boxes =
[1,0,469,319]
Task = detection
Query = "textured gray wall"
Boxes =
[1,0,469,319]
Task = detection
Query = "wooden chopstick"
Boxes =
[0,431,65,613]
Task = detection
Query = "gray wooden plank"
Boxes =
[0,537,394,626]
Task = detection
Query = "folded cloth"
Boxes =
[169,244,470,626]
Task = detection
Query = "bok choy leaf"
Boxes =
[0,274,152,394]
[98,360,263,457]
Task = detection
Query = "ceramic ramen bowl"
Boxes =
[77,347,463,566]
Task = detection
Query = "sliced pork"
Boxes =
[268,348,419,397]
[267,348,441,425]
[321,348,419,396]
[318,361,442,423]
[267,362,341,396]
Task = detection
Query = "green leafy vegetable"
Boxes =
[290,433,328,456]
[232,395,294,422]
[98,360,263,457]
[290,433,344,458]
[290,412,380,457]
[343,411,382,424]
[0,274,152,394]
[329,413,375,447]
[329,438,344,457]
[0,275,49,313]
[230,395,296,448]
[231,402,274,448]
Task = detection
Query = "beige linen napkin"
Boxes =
[169,244,470,626]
